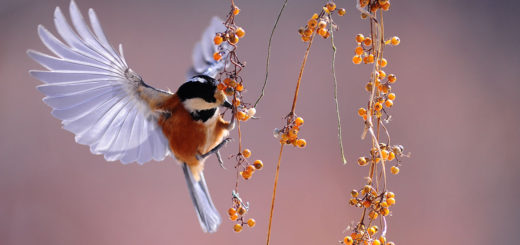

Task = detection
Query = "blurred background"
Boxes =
[1,0,519,244]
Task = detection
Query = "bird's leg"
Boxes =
[196,137,232,162]
[215,150,225,169]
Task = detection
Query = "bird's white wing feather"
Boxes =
[28,0,170,164]
[188,17,230,79]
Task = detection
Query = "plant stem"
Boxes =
[266,144,285,245]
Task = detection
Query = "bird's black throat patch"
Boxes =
[190,108,217,122]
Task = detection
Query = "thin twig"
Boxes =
[254,0,288,108]
[266,144,285,245]
[328,13,347,164]
[290,33,316,114]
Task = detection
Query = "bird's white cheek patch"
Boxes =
[183,98,217,111]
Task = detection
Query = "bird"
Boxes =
[27,0,235,233]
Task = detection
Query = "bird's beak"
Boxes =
[223,100,232,109]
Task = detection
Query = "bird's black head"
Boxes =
[177,75,231,112]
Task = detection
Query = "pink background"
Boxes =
[1,0,519,244]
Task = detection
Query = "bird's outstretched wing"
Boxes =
[187,17,230,79]
[28,0,171,164]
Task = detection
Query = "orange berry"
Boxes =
[374,102,383,111]
[225,87,234,96]
[388,74,397,83]
[344,236,354,245]
[369,210,378,220]
[229,34,239,44]
[355,34,365,43]
[364,37,372,46]
[363,200,371,208]
[380,201,388,208]
[390,166,399,175]
[236,27,245,38]
[238,206,247,215]
[388,151,396,161]
[318,28,327,37]
[381,150,389,160]
[381,84,391,93]
[234,98,241,106]
[378,70,386,79]
[214,35,223,45]
[388,92,396,100]
[386,191,395,198]
[241,171,251,180]
[237,111,247,121]
[326,2,336,12]
[242,149,251,158]
[338,8,346,16]
[355,46,364,55]
[381,2,390,11]
[223,78,232,85]
[296,139,307,148]
[359,0,369,7]
[303,28,313,37]
[247,218,256,227]
[323,6,330,14]
[228,207,237,216]
[367,54,375,63]
[391,36,400,46]
[352,55,362,64]
[213,52,222,61]
[230,213,238,221]
[217,83,226,91]
[351,190,359,197]
[308,18,318,29]
[382,207,390,216]
[385,100,393,108]
[318,20,327,29]
[378,58,388,67]
[358,107,367,116]
[295,117,304,126]
[365,82,373,92]
[236,83,244,92]
[372,240,381,245]
[233,223,243,232]
[357,157,368,166]
[368,226,376,236]
[233,6,240,15]
[253,160,264,170]
[246,165,256,173]
[387,197,396,206]
[387,242,395,245]
[378,0,388,4]
[379,237,387,244]
[312,13,319,19]
[301,35,311,42]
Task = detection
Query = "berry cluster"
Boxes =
[214,1,264,233]
[273,116,307,148]
[342,1,408,245]
[228,191,256,233]
[297,2,346,42]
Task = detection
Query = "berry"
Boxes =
[358,107,367,116]
[308,19,318,29]
[296,139,307,148]
[247,218,256,227]
[233,6,240,15]
[385,100,393,108]
[391,36,400,46]
[372,240,381,245]
[312,13,319,19]
[386,191,395,198]
[388,151,396,161]
[318,20,327,29]
[390,166,399,175]
[343,236,354,245]
[295,117,304,126]
[387,92,396,100]
[213,52,222,61]
[236,27,245,38]
[351,190,359,197]
[387,197,396,206]
[381,150,389,160]
[382,207,390,216]
[229,34,239,44]
[318,28,328,37]
[367,54,375,63]
[247,108,256,117]
[381,2,391,11]
[228,208,237,216]
[253,160,264,170]
[214,35,223,45]
[238,206,247,215]
[242,149,251,158]
[246,165,256,173]
[233,223,243,232]
[230,213,238,221]
[355,46,364,55]
[355,34,365,43]
[236,83,244,92]
[241,171,251,180]
[237,111,247,121]
[378,58,388,67]
[369,210,378,220]
[217,83,226,91]
[338,8,346,16]
[303,28,313,37]
[374,102,383,111]
[352,55,362,64]
[357,157,368,166]
[326,2,336,12]
[368,226,376,236]
[364,37,372,46]
[379,236,387,244]
[388,74,397,83]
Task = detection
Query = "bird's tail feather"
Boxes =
[182,163,221,233]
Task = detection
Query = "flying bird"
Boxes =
[27,0,234,233]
